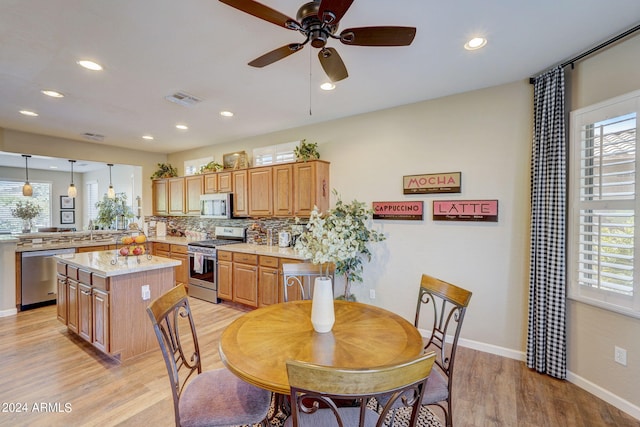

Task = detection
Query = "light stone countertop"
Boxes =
[54,250,181,277]
[214,243,306,260]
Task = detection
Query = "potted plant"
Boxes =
[150,163,178,179]
[199,161,223,173]
[294,190,385,301]
[294,139,320,162]
[95,192,134,230]
[11,200,42,233]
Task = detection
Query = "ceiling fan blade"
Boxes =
[248,44,304,68]
[219,0,298,29]
[318,48,348,82]
[340,26,417,46]
[318,0,354,25]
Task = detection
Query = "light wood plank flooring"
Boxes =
[0,299,638,427]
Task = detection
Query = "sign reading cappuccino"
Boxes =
[372,201,423,220]
[403,172,461,194]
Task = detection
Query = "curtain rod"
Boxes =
[529,23,640,84]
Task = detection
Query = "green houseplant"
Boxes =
[95,192,134,229]
[294,139,320,162]
[199,161,223,173]
[150,163,178,179]
[294,190,385,300]
[11,200,43,232]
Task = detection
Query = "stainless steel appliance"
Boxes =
[200,193,233,219]
[187,226,246,303]
[21,247,75,310]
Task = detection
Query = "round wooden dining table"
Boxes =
[219,300,424,395]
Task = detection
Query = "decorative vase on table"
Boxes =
[311,277,335,333]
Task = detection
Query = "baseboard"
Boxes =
[0,308,17,317]
[566,371,640,420]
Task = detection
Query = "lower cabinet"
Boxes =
[153,242,188,287]
[67,279,79,334]
[92,288,110,353]
[57,274,67,324]
[217,251,233,300]
[78,282,93,342]
[232,253,258,307]
[258,256,279,307]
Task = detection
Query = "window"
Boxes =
[86,180,99,226]
[569,89,640,317]
[0,180,52,232]
[253,141,298,166]
[184,156,213,176]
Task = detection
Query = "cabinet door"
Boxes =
[249,167,273,217]
[259,266,279,307]
[273,164,293,217]
[77,245,108,253]
[67,280,79,334]
[218,172,232,193]
[171,252,189,286]
[57,275,67,325]
[218,260,233,300]
[204,173,218,194]
[232,170,249,217]
[233,263,258,307]
[293,160,330,216]
[78,283,93,342]
[152,179,168,215]
[185,175,203,215]
[92,289,110,353]
[168,177,185,215]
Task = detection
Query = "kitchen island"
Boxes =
[55,251,180,361]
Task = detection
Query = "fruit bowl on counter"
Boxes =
[111,232,152,264]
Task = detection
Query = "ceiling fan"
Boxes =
[219,0,416,82]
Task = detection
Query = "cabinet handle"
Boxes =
[81,290,92,296]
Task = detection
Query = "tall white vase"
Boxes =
[311,277,335,333]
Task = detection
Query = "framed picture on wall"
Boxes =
[60,195,75,209]
[60,210,75,224]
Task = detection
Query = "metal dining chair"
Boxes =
[146,284,272,427]
[284,352,437,427]
[282,262,335,302]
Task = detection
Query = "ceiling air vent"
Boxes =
[165,91,203,107]
[82,132,105,142]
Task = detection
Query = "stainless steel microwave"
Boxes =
[200,193,233,219]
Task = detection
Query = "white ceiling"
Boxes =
[1,0,640,164]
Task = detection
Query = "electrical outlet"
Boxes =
[141,285,151,301]
[369,289,376,299]
[614,346,627,366]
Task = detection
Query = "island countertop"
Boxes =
[54,250,180,277]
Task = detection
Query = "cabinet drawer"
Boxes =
[217,251,233,261]
[154,242,170,252]
[233,253,258,264]
[170,244,188,254]
[259,256,279,268]
[92,274,108,291]
[78,269,92,285]
[56,262,67,276]
[67,265,79,280]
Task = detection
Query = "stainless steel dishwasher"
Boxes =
[21,248,76,310]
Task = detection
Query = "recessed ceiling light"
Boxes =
[49,166,58,169]
[77,60,103,71]
[320,82,335,91]
[19,110,38,117]
[41,90,64,98]
[176,124,188,130]
[464,37,487,50]
[142,135,154,140]
[220,111,234,117]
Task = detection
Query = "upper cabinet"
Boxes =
[150,160,329,218]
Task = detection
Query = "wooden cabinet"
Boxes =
[293,160,330,216]
[204,173,218,194]
[258,256,279,307]
[57,274,67,324]
[153,243,188,286]
[232,170,249,217]
[185,175,203,215]
[168,177,185,215]
[249,167,273,217]
[152,179,168,215]
[232,252,258,307]
[67,279,79,334]
[78,282,93,342]
[218,172,233,193]
[273,164,294,217]
[217,251,233,300]
[92,288,110,353]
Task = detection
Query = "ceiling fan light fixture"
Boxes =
[464,37,487,50]
[320,82,335,90]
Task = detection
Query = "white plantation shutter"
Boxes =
[86,181,99,224]
[569,90,640,316]
[253,141,298,166]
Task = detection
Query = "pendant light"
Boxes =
[107,163,115,199]
[67,160,77,198]
[22,154,33,197]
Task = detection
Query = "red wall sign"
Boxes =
[373,201,424,220]
[433,200,498,222]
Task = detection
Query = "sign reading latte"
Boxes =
[403,172,461,194]
[373,201,424,221]
[433,200,498,222]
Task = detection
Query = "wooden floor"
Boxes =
[0,299,638,427]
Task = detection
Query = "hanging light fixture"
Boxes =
[107,163,115,199]
[67,160,77,198]
[22,154,33,197]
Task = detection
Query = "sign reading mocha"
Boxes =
[403,172,461,194]
[433,200,499,222]
[373,201,424,221]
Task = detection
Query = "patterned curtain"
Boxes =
[526,66,567,379]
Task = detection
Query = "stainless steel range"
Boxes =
[187,226,246,303]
